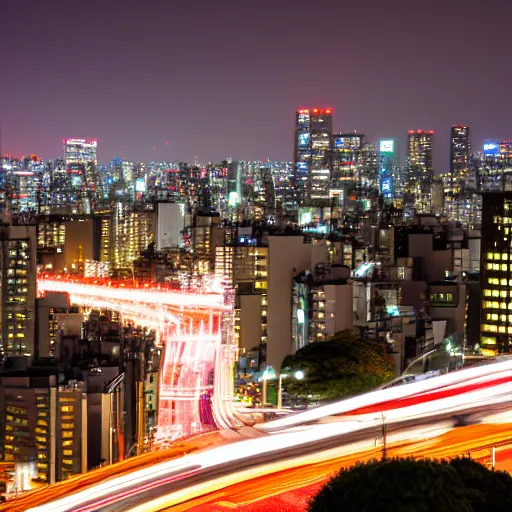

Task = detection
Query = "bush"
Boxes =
[281,330,395,401]
[308,457,512,512]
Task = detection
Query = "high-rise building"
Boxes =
[480,192,512,352]
[294,108,333,206]
[407,130,434,213]
[63,138,98,214]
[379,139,397,200]
[330,133,363,208]
[443,126,472,223]
[0,224,37,357]
[450,125,471,176]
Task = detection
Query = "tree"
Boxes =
[281,330,395,402]
[308,457,512,512]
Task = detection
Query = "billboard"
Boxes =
[298,133,310,147]
[135,178,146,192]
[298,207,321,226]
[334,136,362,150]
[483,142,499,156]
[379,140,394,153]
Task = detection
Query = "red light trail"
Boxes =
[37,275,240,444]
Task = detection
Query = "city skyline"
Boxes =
[2,0,512,168]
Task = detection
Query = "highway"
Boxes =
[17,359,512,512]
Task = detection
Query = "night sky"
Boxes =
[1,0,511,169]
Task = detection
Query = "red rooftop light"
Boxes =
[408,130,414,134]
[325,108,332,114]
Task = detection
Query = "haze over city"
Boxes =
[3,1,512,510]
[2,0,512,167]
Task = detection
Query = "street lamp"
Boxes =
[277,370,305,409]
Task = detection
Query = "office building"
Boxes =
[443,125,471,223]
[0,225,37,358]
[294,108,333,206]
[480,192,512,351]
[63,138,99,214]
[379,139,397,200]
[407,130,434,213]
[330,133,363,208]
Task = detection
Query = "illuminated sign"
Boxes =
[379,140,394,153]
[297,309,305,324]
[298,133,310,147]
[334,136,361,150]
[483,142,499,156]
[296,162,308,174]
[135,178,146,192]
[228,191,239,207]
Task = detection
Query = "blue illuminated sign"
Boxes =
[298,133,310,147]
[483,142,499,156]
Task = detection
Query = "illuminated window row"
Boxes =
[487,278,512,286]
[483,301,512,310]
[486,263,512,271]
[485,313,512,322]
[487,252,511,260]
[484,289,510,298]
[481,324,512,334]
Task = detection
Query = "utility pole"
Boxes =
[381,412,387,460]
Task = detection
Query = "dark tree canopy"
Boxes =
[309,457,512,512]
[281,330,395,401]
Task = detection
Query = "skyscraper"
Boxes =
[444,125,472,223]
[480,191,512,352]
[407,130,434,213]
[63,138,99,214]
[379,139,397,200]
[330,133,363,208]
[450,125,471,176]
[294,108,333,206]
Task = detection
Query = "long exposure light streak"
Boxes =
[258,358,512,433]
[37,275,240,444]
[26,361,512,512]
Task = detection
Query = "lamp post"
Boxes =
[277,370,304,409]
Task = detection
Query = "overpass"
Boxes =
[37,275,240,443]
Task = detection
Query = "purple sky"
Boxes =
[1,0,511,170]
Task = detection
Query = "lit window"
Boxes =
[503,253,509,261]
[492,290,500,297]
[494,253,502,260]
[501,279,508,286]
[484,290,492,297]
[501,291,508,298]
[487,252,494,260]
[502,264,508,271]
[501,302,507,309]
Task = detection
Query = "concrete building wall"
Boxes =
[239,294,262,352]
[267,236,317,371]
[324,284,353,335]
[408,233,453,282]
